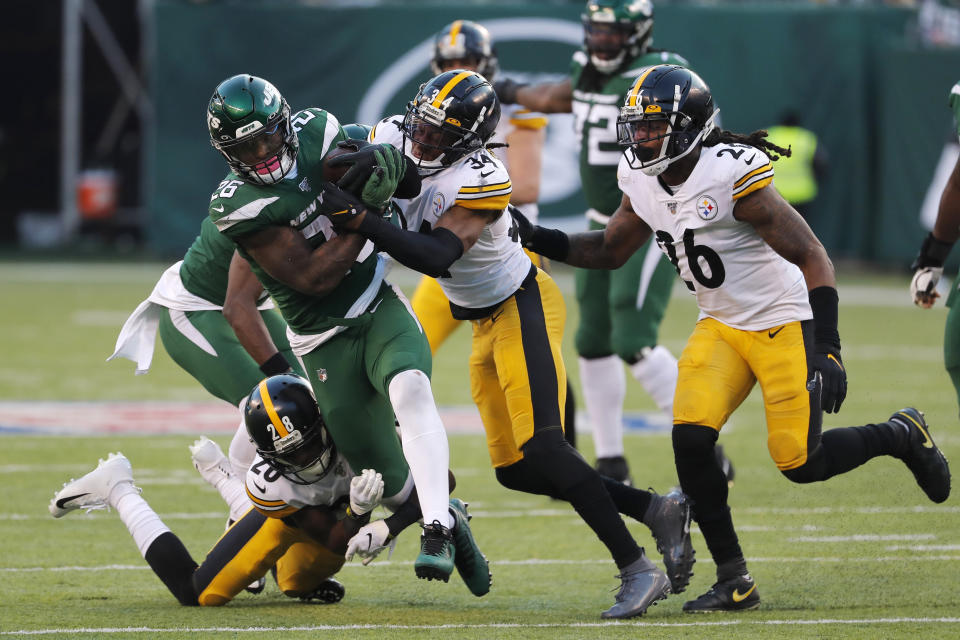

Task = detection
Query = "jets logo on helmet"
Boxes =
[617,64,718,176]
[582,0,654,74]
[402,70,500,176]
[207,74,298,186]
[243,374,337,485]
[431,20,499,82]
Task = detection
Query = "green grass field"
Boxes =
[1,260,958,639]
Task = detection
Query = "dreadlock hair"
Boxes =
[703,128,792,161]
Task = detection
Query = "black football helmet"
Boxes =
[243,374,336,485]
[431,20,499,82]
[582,0,654,74]
[616,65,718,176]
[402,70,500,176]
[207,74,297,185]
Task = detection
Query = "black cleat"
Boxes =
[596,455,633,486]
[298,577,345,604]
[646,488,695,593]
[890,408,951,503]
[414,520,455,582]
[715,444,735,488]
[600,556,671,619]
[683,574,760,613]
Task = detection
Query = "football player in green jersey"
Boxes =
[205,74,488,591]
[910,81,960,417]
[493,0,699,485]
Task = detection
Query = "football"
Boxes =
[321,144,356,184]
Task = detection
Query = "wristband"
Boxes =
[259,352,293,377]
[345,505,371,523]
[910,232,954,270]
[808,286,840,350]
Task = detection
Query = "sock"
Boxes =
[389,370,453,530]
[144,532,200,606]
[629,345,678,418]
[217,476,252,524]
[716,557,749,582]
[599,475,654,522]
[579,355,626,458]
[563,380,578,449]
[115,491,172,557]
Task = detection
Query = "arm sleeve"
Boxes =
[395,156,422,199]
[356,213,463,278]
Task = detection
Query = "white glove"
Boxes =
[345,519,395,565]
[349,469,383,517]
[910,266,943,308]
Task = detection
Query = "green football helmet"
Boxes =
[207,74,297,185]
[582,0,654,74]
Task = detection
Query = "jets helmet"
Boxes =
[402,69,500,176]
[617,65,718,176]
[431,20,499,81]
[243,374,337,485]
[207,74,297,185]
[582,0,655,74]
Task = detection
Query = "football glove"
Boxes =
[349,469,383,517]
[345,519,396,566]
[492,78,526,105]
[810,345,847,414]
[910,266,942,308]
[330,142,405,210]
[318,181,366,229]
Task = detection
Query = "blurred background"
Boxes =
[3,0,960,267]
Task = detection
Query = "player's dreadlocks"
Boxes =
[703,128,792,161]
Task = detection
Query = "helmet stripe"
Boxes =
[628,65,661,107]
[258,379,290,438]
[449,20,463,46]
[431,70,475,108]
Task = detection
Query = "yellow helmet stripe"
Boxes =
[449,20,463,46]
[258,379,289,438]
[432,70,474,108]
[628,65,662,107]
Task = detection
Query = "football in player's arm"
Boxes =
[514,64,951,613]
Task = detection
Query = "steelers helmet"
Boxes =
[431,20,499,81]
[617,65,718,176]
[207,74,297,185]
[582,0,655,74]
[243,374,336,485]
[402,70,500,176]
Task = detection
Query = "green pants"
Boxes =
[158,307,300,406]
[299,285,432,497]
[944,282,960,416]
[574,219,676,361]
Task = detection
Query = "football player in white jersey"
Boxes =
[49,374,386,606]
[316,69,698,619]
[513,64,952,613]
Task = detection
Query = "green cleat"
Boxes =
[449,498,492,596]
[414,520,455,582]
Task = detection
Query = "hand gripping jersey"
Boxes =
[372,116,532,310]
[245,452,354,519]
[617,143,812,330]
[209,108,385,335]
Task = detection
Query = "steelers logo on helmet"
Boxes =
[207,74,299,185]
[616,64,719,177]
[431,20,499,82]
[402,70,501,177]
[243,374,337,485]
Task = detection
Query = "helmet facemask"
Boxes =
[259,415,337,485]
[402,98,485,176]
[213,105,298,186]
[582,0,654,74]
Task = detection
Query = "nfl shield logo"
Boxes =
[316,368,328,382]
[667,201,678,215]
[299,177,310,192]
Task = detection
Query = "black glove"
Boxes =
[508,204,570,262]
[810,345,847,414]
[319,181,368,229]
[508,204,534,245]
[493,78,527,105]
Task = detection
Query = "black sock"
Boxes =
[563,381,577,450]
[817,421,910,479]
[144,531,200,606]
[600,475,654,521]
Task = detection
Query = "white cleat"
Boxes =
[189,436,234,487]
[49,452,137,518]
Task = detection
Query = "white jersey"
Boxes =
[372,116,532,310]
[489,104,548,224]
[245,452,354,518]
[617,143,812,330]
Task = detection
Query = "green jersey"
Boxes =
[209,107,379,334]
[178,216,237,306]
[570,49,689,217]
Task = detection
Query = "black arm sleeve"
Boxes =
[394,156,422,199]
[356,213,463,278]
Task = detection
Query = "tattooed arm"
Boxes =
[734,185,835,290]
[564,193,653,269]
